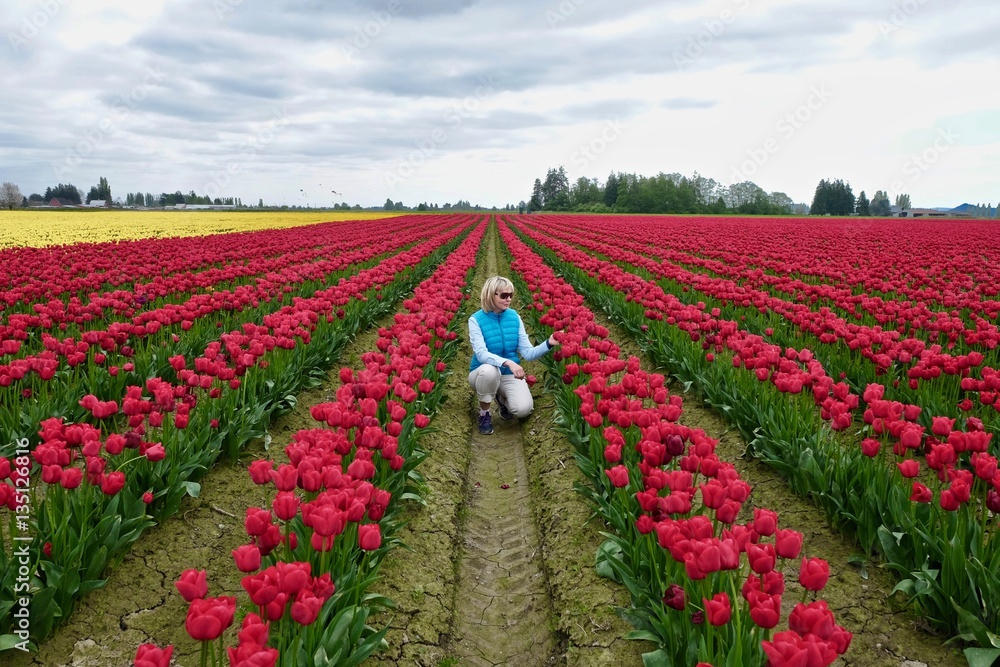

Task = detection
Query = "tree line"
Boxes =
[526,167,794,215]
[8,178,248,208]
[809,179,898,216]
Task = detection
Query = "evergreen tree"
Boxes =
[603,172,619,208]
[855,191,870,216]
[541,166,570,210]
[528,178,543,211]
[870,190,892,216]
[894,193,911,210]
[809,179,855,215]
[86,177,112,203]
[43,183,83,204]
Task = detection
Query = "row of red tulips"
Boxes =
[0,216,478,652]
[3,229,324,343]
[539,215,1000,328]
[0,219,379,310]
[498,218,850,667]
[529,215,998,413]
[0,217,467,444]
[0,216,453,356]
[131,219,484,666]
[506,215,1000,662]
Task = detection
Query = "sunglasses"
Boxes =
[496,292,513,299]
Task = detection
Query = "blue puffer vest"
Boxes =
[469,309,520,374]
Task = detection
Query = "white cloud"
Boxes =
[0,0,997,208]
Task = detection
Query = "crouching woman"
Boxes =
[468,276,558,435]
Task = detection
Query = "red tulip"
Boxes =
[930,416,954,437]
[242,571,279,607]
[185,595,236,641]
[748,593,782,629]
[134,643,173,667]
[358,523,382,551]
[775,529,803,559]
[703,592,731,626]
[291,588,324,626]
[896,459,919,478]
[605,465,629,488]
[232,544,262,573]
[276,561,312,597]
[860,438,880,457]
[174,568,208,602]
[248,459,274,485]
[101,470,126,495]
[272,491,300,522]
[747,542,776,574]
[910,482,932,503]
[752,507,778,536]
[244,507,273,537]
[799,557,830,591]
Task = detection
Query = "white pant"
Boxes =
[467,364,534,418]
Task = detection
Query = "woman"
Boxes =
[468,276,558,435]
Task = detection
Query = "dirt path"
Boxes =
[446,228,558,665]
[370,221,644,666]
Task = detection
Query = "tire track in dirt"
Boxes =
[448,418,558,665]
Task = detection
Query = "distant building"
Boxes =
[49,198,78,207]
[897,208,972,218]
[87,199,109,208]
[171,204,237,210]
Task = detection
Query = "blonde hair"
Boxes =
[480,276,514,313]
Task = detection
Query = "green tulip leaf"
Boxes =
[181,481,201,498]
[952,599,1000,648]
[0,633,35,652]
[641,649,672,667]
[964,648,1000,667]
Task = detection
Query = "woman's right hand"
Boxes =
[504,361,525,379]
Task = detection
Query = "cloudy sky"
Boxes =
[2,0,997,209]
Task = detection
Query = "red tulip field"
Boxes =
[1,213,997,666]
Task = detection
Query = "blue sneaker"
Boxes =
[497,396,513,421]
[478,412,493,435]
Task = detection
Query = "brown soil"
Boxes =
[448,414,559,665]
